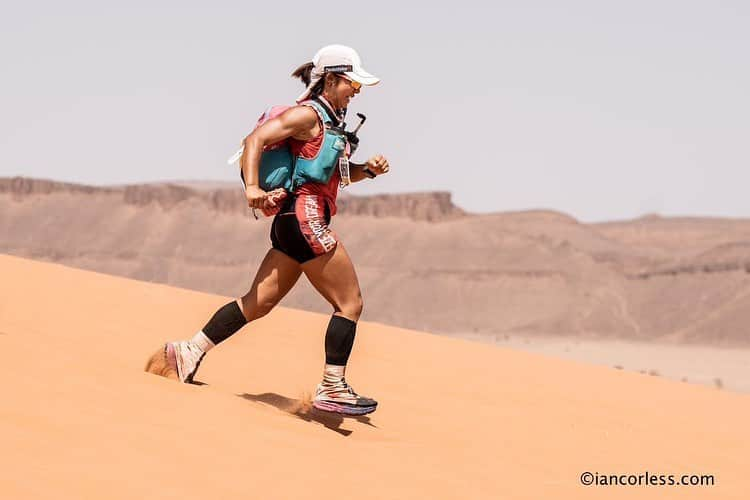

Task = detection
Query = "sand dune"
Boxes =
[1,254,749,499]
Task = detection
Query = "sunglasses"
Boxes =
[338,75,362,91]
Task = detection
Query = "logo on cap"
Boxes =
[323,64,353,73]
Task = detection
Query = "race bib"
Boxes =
[339,156,351,187]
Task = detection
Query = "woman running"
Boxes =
[147,45,389,416]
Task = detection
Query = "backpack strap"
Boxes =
[289,101,328,191]
[300,100,330,129]
[303,97,344,127]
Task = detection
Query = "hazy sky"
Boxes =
[2,1,748,221]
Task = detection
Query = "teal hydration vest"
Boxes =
[242,99,347,192]
[291,100,348,190]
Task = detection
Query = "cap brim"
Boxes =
[344,66,380,86]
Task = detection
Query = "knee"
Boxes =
[354,295,364,318]
[240,297,277,322]
[338,293,363,322]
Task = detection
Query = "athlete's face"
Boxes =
[324,74,361,110]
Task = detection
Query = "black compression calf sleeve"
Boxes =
[202,301,248,345]
[324,315,357,366]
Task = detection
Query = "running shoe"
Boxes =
[164,341,206,383]
[313,378,378,415]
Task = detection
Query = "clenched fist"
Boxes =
[245,185,287,217]
[366,155,390,176]
[245,184,270,209]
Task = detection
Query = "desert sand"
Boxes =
[1,253,749,499]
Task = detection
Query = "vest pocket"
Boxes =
[292,128,347,188]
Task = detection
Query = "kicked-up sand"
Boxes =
[1,253,749,499]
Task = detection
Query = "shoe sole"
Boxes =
[312,400,377,416]
[165,343,183,381]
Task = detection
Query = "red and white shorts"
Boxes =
[270,194,338,263]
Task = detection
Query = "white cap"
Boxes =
[296,45,380,103]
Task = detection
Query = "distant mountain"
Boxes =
[0,177,464,221]
[3,176,750,345]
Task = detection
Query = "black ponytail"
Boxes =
[291,62,314,85]
[291,61,326,97]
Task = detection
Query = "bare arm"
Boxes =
[349,155,390,183]
[241,106,318,208]
[349,163,371,183]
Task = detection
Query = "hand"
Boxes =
[266,187,287,205]
[366,155,390,176]
[261,188,288,216]
[245,184,272,210]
